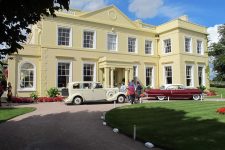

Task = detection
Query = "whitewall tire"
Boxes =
[117,95,125,103]
[73,96,83,105]
[193,95,200,101]
[157,96,165,101]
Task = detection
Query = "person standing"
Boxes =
[0,79,7,107]
[120,82,127,93]
[7,82,12,106]
[136,81,143,102]
[127,82,135,104]
[0,82,3,107]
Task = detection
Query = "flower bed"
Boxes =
[204,89,217,96]
[12,96,64,103]
[37,96,64,102]
[216,107,225,114]
[206,91,217,96]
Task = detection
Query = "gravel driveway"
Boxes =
[0,102,162,150]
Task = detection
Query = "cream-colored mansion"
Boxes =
[8,5,209,97]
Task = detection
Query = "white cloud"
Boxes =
[159,5,185,19]
[70,0,108,11]
[207,24,222,45]
[128,0,185,19]
[129,0,163,18]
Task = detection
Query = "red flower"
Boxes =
[216,107,225,114]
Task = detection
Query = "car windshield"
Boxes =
[160,85,185,90]
[160,85,165,89]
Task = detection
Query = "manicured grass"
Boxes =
[0,107,36,123]
[106,101,225,150]
[208,87,225,98]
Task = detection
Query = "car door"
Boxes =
[81,83,93,101]
[92,83,106,100]
[170,85,187,99]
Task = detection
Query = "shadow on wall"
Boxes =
[106,106,225,150]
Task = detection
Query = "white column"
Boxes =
[125,68,129,86]
[129,68,133,82]
[104,67,110,88]
[110,68,115,88]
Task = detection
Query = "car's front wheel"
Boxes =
[117,95,125,103]
[157,96,165,101]
[73,96,83,105]
[193,94,200,101]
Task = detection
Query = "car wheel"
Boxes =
[157,96,165,101]
[193,94,200,101]
[117,95,125,103]
[73,96,83,105]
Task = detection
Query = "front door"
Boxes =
[114,68,125,87]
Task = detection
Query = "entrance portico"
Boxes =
[98,57,135,88]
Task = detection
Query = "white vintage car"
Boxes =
[62,81,126,105]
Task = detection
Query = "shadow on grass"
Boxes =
[106,106,225,150]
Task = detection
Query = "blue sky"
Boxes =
[70,0,224,80]
[70,0,225,27]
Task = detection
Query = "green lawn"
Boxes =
[0,107,36,123]
[207,87,225,98]
[106,101,225,150]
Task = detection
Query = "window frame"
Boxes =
[197,40,204,55]
[145,40,153,55]
[82,62,96,82]
[184,36,192,53]
[198,65,205,86]
[57,26,72,47]
[82,29,96,49]
[185,64,194,87]
[107,32,118,52]
[56,60,73,88]
[145,65,154,87]
[128,37,137,53]
[17,61,36,91]
[163,65,173,85]
[163,39,172,54]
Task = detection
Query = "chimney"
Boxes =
[179,15,189,22]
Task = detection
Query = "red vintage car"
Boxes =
[144,84,203,100]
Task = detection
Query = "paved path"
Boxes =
[0,102,162,150]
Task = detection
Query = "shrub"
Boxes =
[47,87,59,97]
[30,92,38,100]
[197,85,206,92]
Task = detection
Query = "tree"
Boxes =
[209,24,225,81]
[0,0,70,57]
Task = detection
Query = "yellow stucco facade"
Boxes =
[8,5,209,97]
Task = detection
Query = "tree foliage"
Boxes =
[0,0,69,56]
[209,24,225,81]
